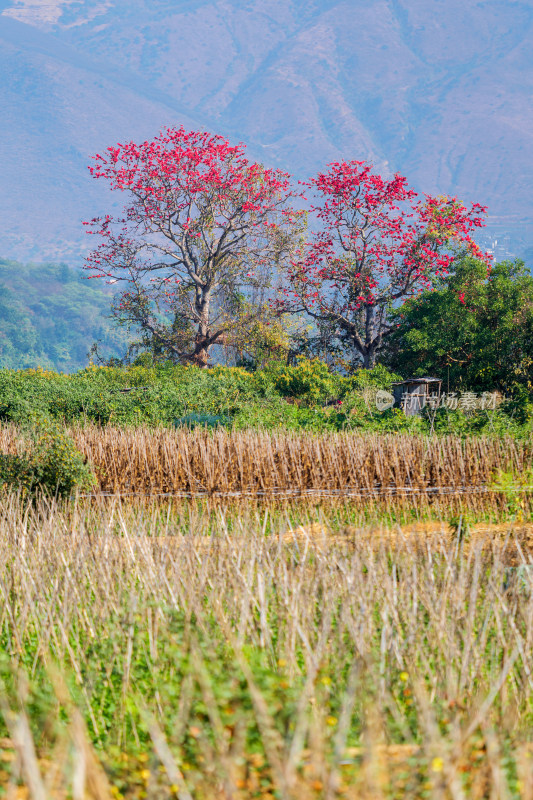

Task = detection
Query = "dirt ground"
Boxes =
[285,520,533,567]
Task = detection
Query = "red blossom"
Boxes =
[83,126,302,367]
[279,160,490,367]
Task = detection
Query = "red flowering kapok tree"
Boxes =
[84,127,301,366]
[280,161,490,368]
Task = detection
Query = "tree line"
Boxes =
[45,125,533,393]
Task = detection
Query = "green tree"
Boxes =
[385,258,533,392]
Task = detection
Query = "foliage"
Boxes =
[232,303,305,370]
[386,257,533,392]
[279,161,489,367]
[85,126,302,366]
[0,361,530,436]
[0,258,130,371]
[343,362,402,392]
[264,358,337,405]
[0,416,96,497]
[489,465,533,518]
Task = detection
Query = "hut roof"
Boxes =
[392,377,441,385]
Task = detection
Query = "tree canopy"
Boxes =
[278,160,489,368]
[85,126,302,366]
[384,257,533,393]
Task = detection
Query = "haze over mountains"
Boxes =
[1,0,532,262]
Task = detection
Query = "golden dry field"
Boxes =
[0,494,533,799]
[1,424,533,798]
[2,424,532,510]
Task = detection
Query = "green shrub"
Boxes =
[0,418,96,498]
[341,364,402,393]
[488,466,533,518]
[0,361,532,437]
[267,358,339,405]
[500,386,533,426]
[0,454,32,490]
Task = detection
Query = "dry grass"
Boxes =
[70,426,533,518]
[76,427,529,492]
[0,497,533,798]
[70,427,533,509]
[4,425,530,495]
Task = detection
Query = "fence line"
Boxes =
[76,484,533,500]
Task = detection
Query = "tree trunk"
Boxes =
[363,304,378,369]
[192,292,211,367]
[364,347,377,368]
[190,326,227,368]
[191,334,210,367]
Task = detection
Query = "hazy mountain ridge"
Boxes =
[1,0,532,261]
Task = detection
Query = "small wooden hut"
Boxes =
[392,377,442,416]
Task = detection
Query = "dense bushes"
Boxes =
[0,361,356,429]
[0,360,531,436]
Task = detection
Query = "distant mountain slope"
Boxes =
[1,0,532,261]
[0,14,199,260]
[0,259,129,370]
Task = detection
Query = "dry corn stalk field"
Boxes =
[1,423,531,505]
[74,427,533,516]
[0,497,533,799]
[2,424,532,501]
[70,428,533,503]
